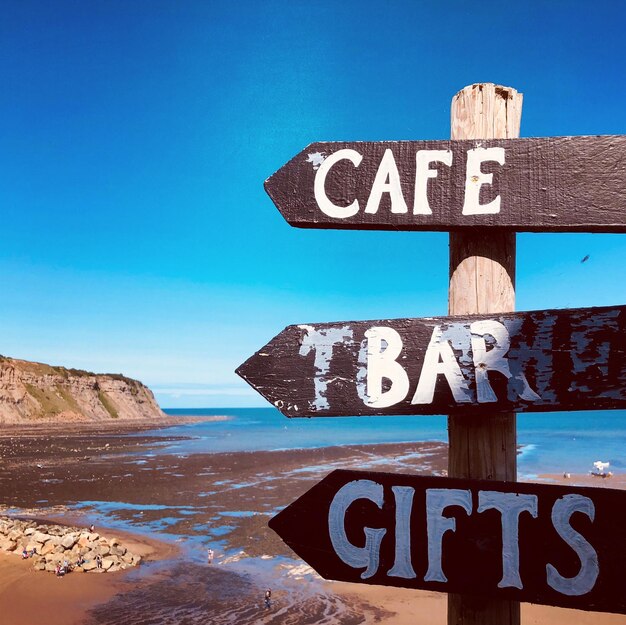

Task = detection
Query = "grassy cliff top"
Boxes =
[0,355,139,385]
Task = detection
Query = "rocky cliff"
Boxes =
[0,356,166,425]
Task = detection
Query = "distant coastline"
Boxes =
[0,355,165,425]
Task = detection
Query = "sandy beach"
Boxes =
[0,529,174,625]
[0,422,624,624]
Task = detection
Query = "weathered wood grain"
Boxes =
[264,134,626,232]
[236,305,626,418]
[447,82,521,625]
[269,470,626,614]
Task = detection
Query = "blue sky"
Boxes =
[0,1,624,408]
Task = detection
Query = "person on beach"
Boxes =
[96,555,102,569]
[207,548,214,564]
[264,588,272,609]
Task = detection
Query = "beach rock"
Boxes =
[32,557,46,571]
[32,531,49,544]
[0,538,16,552]
[17,539,29,551]
[44,536,61,547]
[40,542,57,556]
[101,557,115,571]
[61,533,78,549]
[0,515,142,575]
[45,553,64,565]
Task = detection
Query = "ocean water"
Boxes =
[151,407,626,477]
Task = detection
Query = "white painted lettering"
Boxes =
[462,147,505,215]
[546,495,599,596]
[470,320,540,403]
[412,326,472,405]
[314,149,363,218]
[328,480,386,580]
[387,486,416,579]
[363,327,410,408]
[298,325,353,410]
[365,149,408,215]
[478,491,538,589]
[424,488,472,583]
[413,150,453,215]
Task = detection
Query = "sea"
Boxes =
[154,407,626,478]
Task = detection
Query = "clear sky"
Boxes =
[0,0,624,408]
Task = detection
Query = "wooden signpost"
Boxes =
[265,136,626,232]
[239,83,626,622]
[269,470,626,615]
[237,304,626,418]
[447,83,520,625]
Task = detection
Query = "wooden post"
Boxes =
[448,83,522,625]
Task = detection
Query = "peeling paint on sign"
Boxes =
[237,305,626,417]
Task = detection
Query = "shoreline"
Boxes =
[0,414,230,437]
[1,424,625,623]
[0,433,450,623]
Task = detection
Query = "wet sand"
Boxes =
[0,528,175,625]
[536,472,626,489]
[0,552,126,625]
[0,425,624,624]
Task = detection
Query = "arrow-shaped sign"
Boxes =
[269,470,626,614]
[264,135,626,232]
[236,305,626,417]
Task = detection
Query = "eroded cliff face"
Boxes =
[0,357,165,425]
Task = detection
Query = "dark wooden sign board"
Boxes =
[269,469,626,614]
[237,304,626,418]
[246,84,626,623]
[264,135,626,232]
